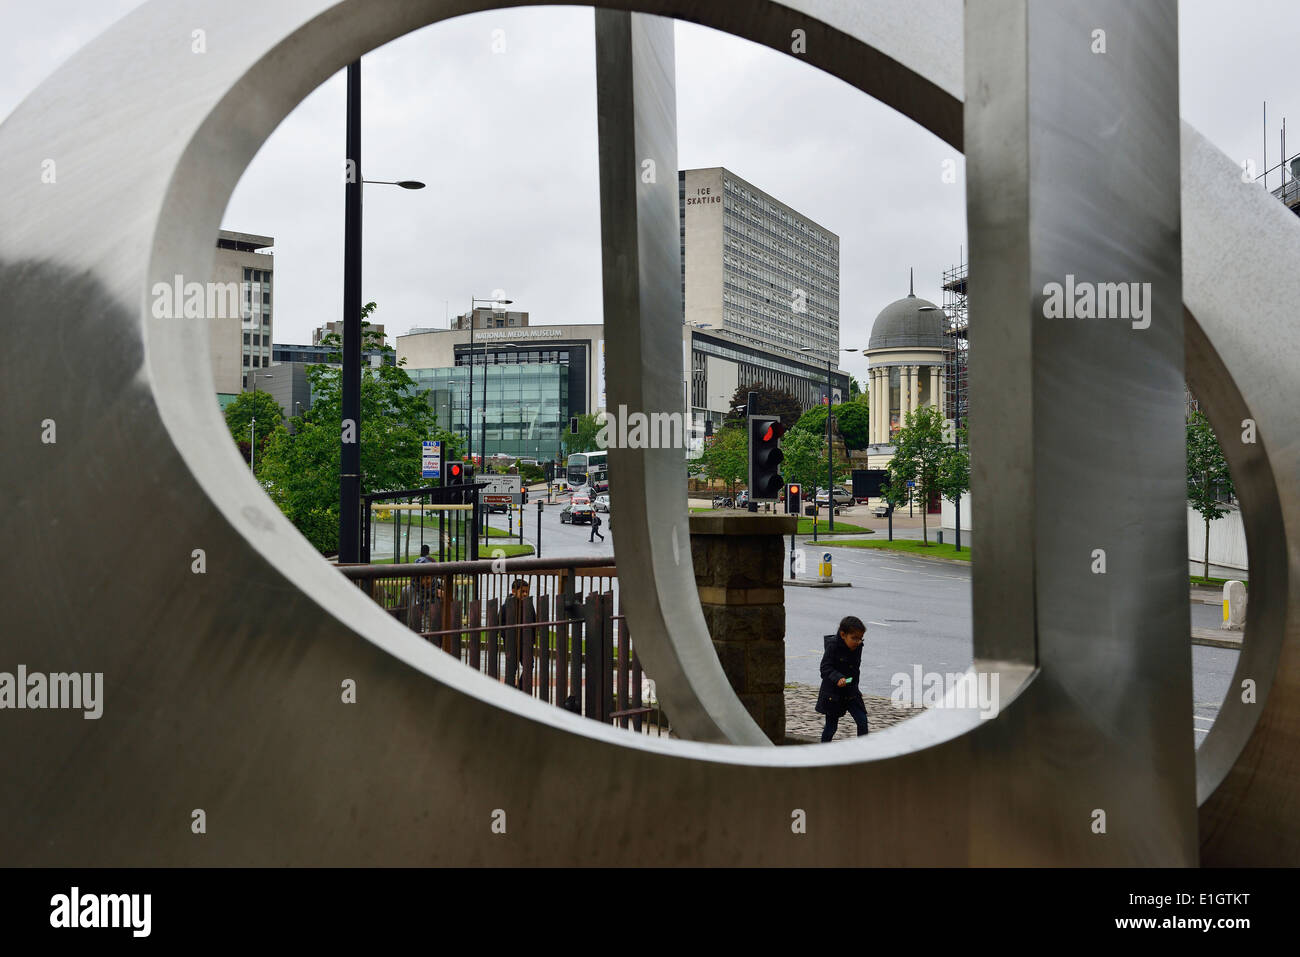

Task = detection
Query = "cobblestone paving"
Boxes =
[784,683,925,742]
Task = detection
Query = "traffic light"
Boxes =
[748,414,785,500]
[447,462,465,485]
[785,483,802,515]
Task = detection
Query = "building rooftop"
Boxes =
[867,273,951,351]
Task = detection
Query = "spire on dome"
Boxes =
[909,267,914,297]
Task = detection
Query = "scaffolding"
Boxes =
[941,260,969,427]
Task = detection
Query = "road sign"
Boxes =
[906,480,916,488]
[422,440,441,479]
[482,494,513,505]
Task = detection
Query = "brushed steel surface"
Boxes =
[0,0,1296,865]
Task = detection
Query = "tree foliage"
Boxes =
[885,404,970,545]
[224,389,284,463]
[563,412,605,455]
[256,303,460,554]
[698,424,748,494]
[793,401,871,451]
[1186,410,1235,579]
[780,427,849,498]
[727,381,803,431]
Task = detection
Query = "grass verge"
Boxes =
[820,539,970,561]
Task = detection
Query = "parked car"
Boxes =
[486,500,509,515]
[815,486,855,506]
[735,489,750,508]
[560,503,595,525]
[593,494,610,513]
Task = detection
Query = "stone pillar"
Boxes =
[901,365,912,422]
[930,366,940,410]
[689,513,797,743]
[869,368,881,443]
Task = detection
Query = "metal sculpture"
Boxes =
[0,0,1295,865]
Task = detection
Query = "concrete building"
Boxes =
[312,320,387,348]
[271,342,394,368]
[863,277,954,469]
[684,323,849,455]
[679,167,840,366]
[209,230,274,400]
[398,321,603,463]
[451,307,530,331]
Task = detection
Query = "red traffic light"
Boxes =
[790,485,799,495]
[449,463,462,477]
[762,424,774,442]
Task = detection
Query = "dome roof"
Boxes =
[868,292,949,351]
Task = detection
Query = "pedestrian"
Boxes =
[415,543,432,563]
[589,512,605,543]
[815,615,868,742]
[501,578,533,690]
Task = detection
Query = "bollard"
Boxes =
[1223,580,1247,630]
[818,551,832,583]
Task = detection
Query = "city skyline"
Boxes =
[3,1,1297,389]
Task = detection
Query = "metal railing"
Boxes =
[338,556,668,735]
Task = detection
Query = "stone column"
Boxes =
[870,368,881,443]
[877,368,887,442]
[689,513,797,744]
[901,365,912,422]
[930,366,941,411]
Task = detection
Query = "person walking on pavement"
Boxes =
[589,512,604,543]
[815,615,869,742]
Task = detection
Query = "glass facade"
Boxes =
[408,364,568,462]
[241,266,272,387]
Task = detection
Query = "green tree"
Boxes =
[699,424,748,495]
[1187,410,1235,580]
[885,405,970,545]
[224,389,284,464]
[780,427,842,499]
[793,401,871,451]
[256,303,460,554]
[564,412,604,455]
[727,381,803,431]
[849,375,862,399]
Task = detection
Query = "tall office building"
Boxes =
[679,167,840,365]
[209,230,274,399]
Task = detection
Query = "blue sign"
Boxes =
[422,440,441,479]
[906,480,916,488]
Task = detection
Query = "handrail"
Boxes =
[336,555,617,580]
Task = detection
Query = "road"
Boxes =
[374,494,1236,743]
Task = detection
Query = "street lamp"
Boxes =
[249,371,272,474]
[799,347,858,532]
[465,297,513,464]
[338,57,426,564]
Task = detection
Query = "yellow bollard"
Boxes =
[818,551,832,583]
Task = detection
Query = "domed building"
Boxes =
[864,272,953,466]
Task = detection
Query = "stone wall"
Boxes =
[689,513,797,743]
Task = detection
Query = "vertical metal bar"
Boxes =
[485,599,500,680]
[582,593,599,719]
[468,599,481,671]
[601,590,615,723]
[537,594,551,705]
[556,598,569,709]
[632,643,643,734]
[617,612,630,729]
[521,596,535,696]
[339,59,362,564]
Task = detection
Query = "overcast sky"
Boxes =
[4,1,1296,386]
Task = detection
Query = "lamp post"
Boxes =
[338,57,426,564]
[249,371,272,474]
[465,297,513,466]
[800,347,857,531]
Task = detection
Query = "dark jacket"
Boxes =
[815,633,864,715]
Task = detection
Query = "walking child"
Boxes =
[815,615,868,742]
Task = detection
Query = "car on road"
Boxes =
[593,494,610,513]
[816,486,855,507]
[560,502,595,525]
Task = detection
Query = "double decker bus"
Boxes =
[566,450,609,493]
